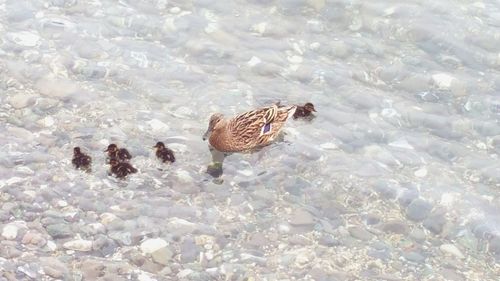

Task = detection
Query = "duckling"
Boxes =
[72,147,91,172]
[293,102,316,119]
[153,142,175,163]
[104,143,132,163]
[109,158,137,179]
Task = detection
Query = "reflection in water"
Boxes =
[206,146,226,181]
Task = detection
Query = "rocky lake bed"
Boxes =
[1,0,499,280]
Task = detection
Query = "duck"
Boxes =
[104,143,132,163]
[109,158,137,179]
[202,104,297,152]
[293,102,316,119]
[72,147,92,172]
[153,142,175,163]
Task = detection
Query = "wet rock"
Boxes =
[79,259,105,279]
[151,247,173,265]
[397,188,419,207]
[410,228,427,242]
[92,235,118,256]
[381,220,409,235]
[403,251,426,263]
[438,268,465,281]
[40,257,69,279]
[318,234,340,247]
[440,244,465,259]
[1,224,18,240]
[348,226,374,241]
[180,237,200,263]
[289,209,315,226]
[406,198,433,221]
[21,231,46,247]
[46,223,73,239]
[63,239,93,251]
[246,232,269,248]
[423,214,447,234]
[108,231,132,246]
[140,238,168,254]
[0,244,22,258]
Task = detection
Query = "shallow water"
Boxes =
[1,0,499,280]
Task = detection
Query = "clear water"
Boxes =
[0,0,499,280]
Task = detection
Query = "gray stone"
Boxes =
[381,220,409,235]
[423,214,447,234]
[489,237,500,255]
[406,198,433,221]
[319,234,340,247]
[289,209,315,226]
[46,223,73,239]
[403,251,426,263]
[348,226,374,241]
[151,247,173,265]
[180,237,200,263]
[92,235,118,257]
[246,232,268,248]
[439,268,465,281]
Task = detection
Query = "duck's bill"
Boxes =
[202,130,210,141]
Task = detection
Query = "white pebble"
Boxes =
[440,244,465,259]
[2,224,18,240]
[147,119,169,132]
[320,142,338,150]
[47,240,57,251]
[140,238,168,254]
[7,31,40,47]
[63,239,93,251]
[247,56,261,67]
[432,73,456,89]
[414,167,427,178]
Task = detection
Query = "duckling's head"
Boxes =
[104,144,118,153]
[304,102,316,112]
[73,147,81,154]
[109,158,119,166]
[154,142,165,149]
[203,113,224,141]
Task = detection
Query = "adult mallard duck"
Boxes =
[203,104,297,152]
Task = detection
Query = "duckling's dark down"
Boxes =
[293,102,316,119]
[109,158,137,178]
[154,142,175,163]
[104,143,132,162]
[72,147,91,172]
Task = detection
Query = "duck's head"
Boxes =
[304,102,316,112]
[203,113,224,141]
[104,144,118,153]
[73,147,81,154]
[154,141,165,149]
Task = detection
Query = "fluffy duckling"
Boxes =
[293,102,316,119]
[104,143,132,163]
[109,158,137,179]
[153,142,175,163]
[72,147,91,172]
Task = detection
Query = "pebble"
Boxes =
[2,224,18,240]
[381,220,409,235]
[46,223,73,239]
[7,94,36,109]
[6,31,40,47]
[141,238,168,254]
[151,247,173,265]
[440,244,465,259]
[406,198,433,221]
[403,251,426,263]
[289,209,315,226]
[63,239,93,251]
[348,226,375,241]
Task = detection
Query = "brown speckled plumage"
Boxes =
[293,102,316,119]
[109,158,137,178]
[154,142,175,163]
[203,104,296,152]
[104,144,132,163]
